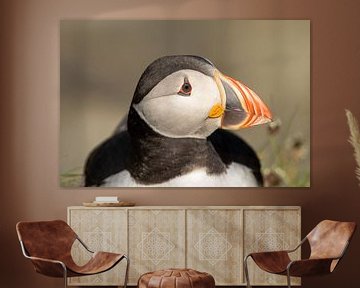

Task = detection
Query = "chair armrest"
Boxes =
[25,255,67,278]
[245,250,291,263]
[19,240,67,277]
[20,241,62,265]
[249,250,289,255]
[287,258,335,277]
[245,237,306,259]
[25,255,65,266]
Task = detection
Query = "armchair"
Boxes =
[244,220,356,288]
[16,220,129,288]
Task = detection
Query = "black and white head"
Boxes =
[130,55,272,138]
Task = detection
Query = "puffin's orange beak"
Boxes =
[214,70,272,129]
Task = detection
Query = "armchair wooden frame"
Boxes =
[16,220,129,288]
[244,220,356,288]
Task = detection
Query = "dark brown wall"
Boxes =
[1,1,360,287]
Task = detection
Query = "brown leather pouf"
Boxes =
[138,268,215,288]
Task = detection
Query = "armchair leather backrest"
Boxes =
[16,220,77,261]
[307,220,356,260]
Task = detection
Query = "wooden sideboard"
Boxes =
[67,206,301,286]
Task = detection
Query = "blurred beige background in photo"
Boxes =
[60,20,310,187]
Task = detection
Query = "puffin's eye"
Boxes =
[178,80,192,96]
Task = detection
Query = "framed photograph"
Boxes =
[60,20,310,188]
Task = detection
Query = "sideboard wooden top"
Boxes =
[69,206,301,210]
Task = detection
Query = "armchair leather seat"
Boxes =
[250,251,291,274]
[66,251,124,276]
[250,251,335,277]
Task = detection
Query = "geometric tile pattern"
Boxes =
[252,228,288,252]
[138,228,175,265]
[84,227,113,252]
[194,227,232,265]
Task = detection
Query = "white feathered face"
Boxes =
[134,69,222,138]
[133,68,272,139]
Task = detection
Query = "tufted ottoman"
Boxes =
[138,268,215,288]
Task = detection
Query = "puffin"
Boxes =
[84,55,272,187]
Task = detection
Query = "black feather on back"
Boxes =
[208,129,263,186]
[84,131,131,187]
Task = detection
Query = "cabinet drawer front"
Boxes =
[244,209,301,285]
[187,209,243,285]
[128,209,186,284]
[68,209,127,286]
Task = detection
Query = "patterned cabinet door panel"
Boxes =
[128,209,186,284]
[244,209,301,286]
[187,209,243,285]
[68,208,128,286]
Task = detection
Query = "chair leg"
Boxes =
[244,255,252,288]
[286,269,291,288]
[123,255,130,288]
[62,264,68,288]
